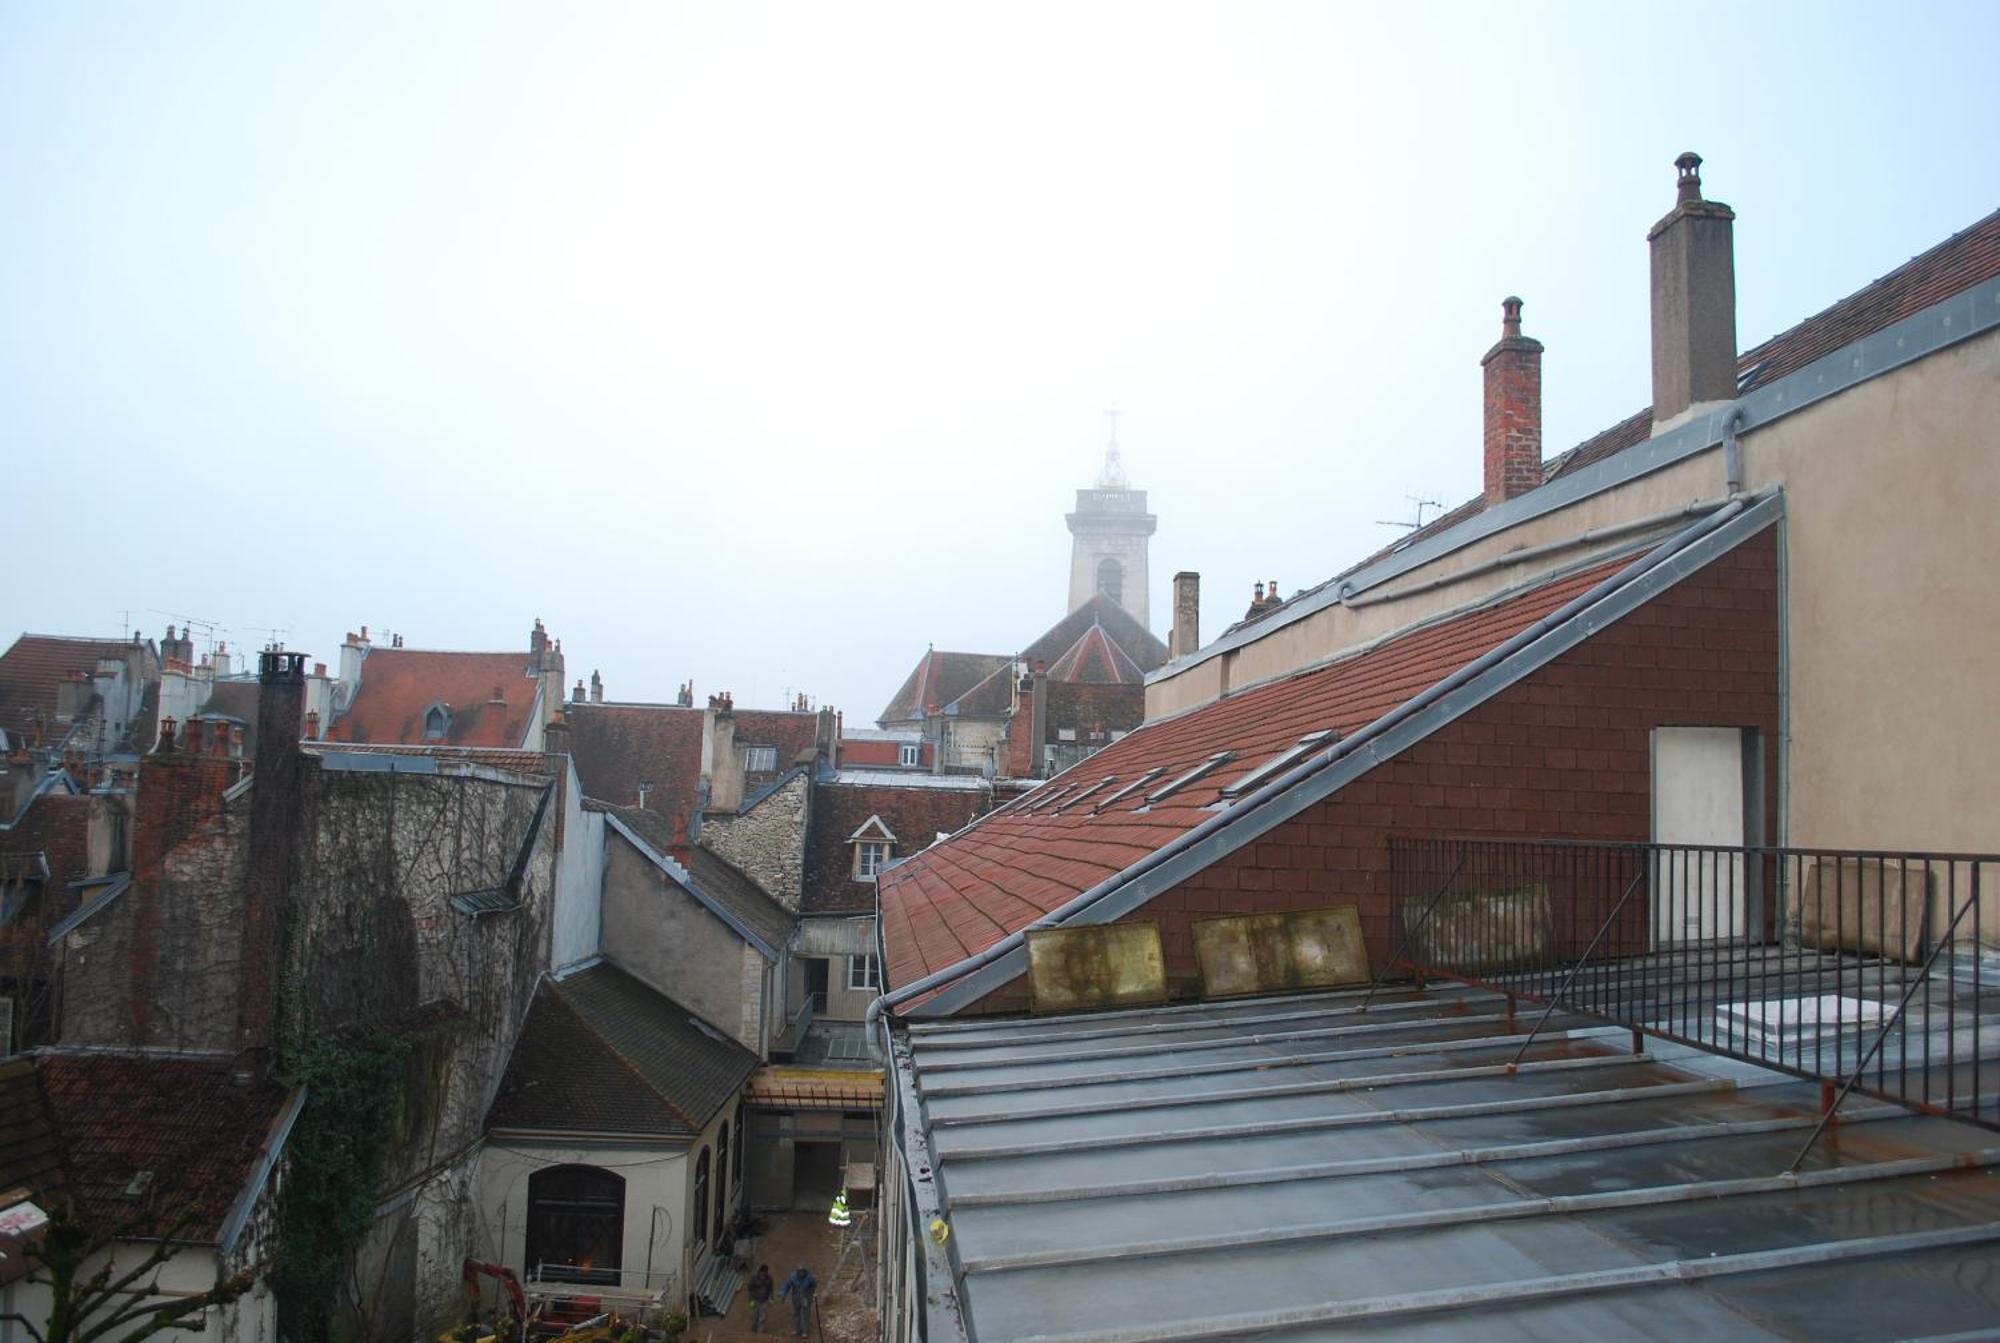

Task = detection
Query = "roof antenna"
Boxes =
[1376,494,1442,532]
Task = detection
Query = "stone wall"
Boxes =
[700,768,808,909]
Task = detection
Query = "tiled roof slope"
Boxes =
[327,649,540,748]
[878,651,1011,726]
[26,1053,292,1239]
[487,962,758,1140]
[1234,207,2000,638]
[879,555,1634,990]
[0,635,140,747]
[1045,622,1145,684]
[566,702,819,817]
[303,741,554,776]
[804,778,993,915]
[1023,595,1168,674]
[610,805,797,952]
[0,1058,65,1214]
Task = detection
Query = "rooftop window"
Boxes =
[1054,776,1117,814]
[1093,768,1165,813]
[1219,731,1338,799]
[1147,753,1237,805]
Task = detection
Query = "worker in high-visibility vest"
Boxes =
[827,1188,852,1227]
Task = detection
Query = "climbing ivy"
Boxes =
[270,1030,408,1343]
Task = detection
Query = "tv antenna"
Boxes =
[1376,495,1443,532]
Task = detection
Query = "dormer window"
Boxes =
[849,814,898,880]
[423,702,452,740]
[899,742,921,767]
[741,745,778,773]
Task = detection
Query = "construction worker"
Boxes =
[827,1188,852,1227]
[746,1264,774,1334]
[777,1265,817,1339]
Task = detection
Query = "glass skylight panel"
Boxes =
[1220,731,1338,798]
[1023,781,1082,814]
[1092,768,1164,813]
[1147,753,1237,804]
[1054,776,1116,814]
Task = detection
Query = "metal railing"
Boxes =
[1385,838,2000,1156]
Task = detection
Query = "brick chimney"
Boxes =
[1649,152,1737,432]
[238,650,307,1060]
[1482,296,1544,503]
[1170,572,1201,658]
[1005,662,1039,779]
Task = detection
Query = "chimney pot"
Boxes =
[1675,151,1703,204]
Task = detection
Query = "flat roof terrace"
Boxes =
[891,983,2000,1342]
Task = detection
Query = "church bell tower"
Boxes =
[1065,427,1157,630]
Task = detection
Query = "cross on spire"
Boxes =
[1096,405,1129,488]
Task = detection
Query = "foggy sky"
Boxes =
[6,3,1997,722]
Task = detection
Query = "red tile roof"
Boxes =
[327,649,543,748]
[1045,622,1145,685]
[22,1053,293,1240]
[877,556,1631,991]
[565,702,819,818]
[1234,207,2000,638]
[0,635,142,747]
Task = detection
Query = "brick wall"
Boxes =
[960,529,1781,1014]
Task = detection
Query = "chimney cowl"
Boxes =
[1648,151,1737,430]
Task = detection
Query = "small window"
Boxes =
[1220,731,1337,799]
[847,955,880,991]
[856,841,890,878]
[741,745,778,772]
[422,704,450,740]
[898,742,921,767]
[1148,752,1237,805]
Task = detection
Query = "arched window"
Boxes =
[713,1121,730,1245]
[692,1147,711,1255]
[525,1165,624,1285]
[422,702,451,740]
[1095,557,1124,605]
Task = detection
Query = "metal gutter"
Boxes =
[907,492,1784,1017]
[217,1085,308,1256]
[965,1146,2000,1274]
[1154,272,2000,682]
[603,812,781,961]
[1014,1221,2000,1343]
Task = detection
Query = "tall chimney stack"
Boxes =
[589,670,604,704]
[1649,152,1737,432]
[239,650,307,1061]
[1482,296,1544,504]
[1170,572,1201,658]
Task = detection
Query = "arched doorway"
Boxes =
[1096,556,1124,605]
[525,1165,624,1285]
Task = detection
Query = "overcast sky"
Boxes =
[6,2,1997,720]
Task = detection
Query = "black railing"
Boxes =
[1385,838,2000,1154]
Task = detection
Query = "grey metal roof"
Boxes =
[890,983,2000,1342]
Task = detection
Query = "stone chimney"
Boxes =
[815,705,840,767]
[589,670,604,704]
[1482,296,1544,503]
[238,650,307,1060]
[1649,152,1737,432]
[543,710,571,757]
[1170,572,1201,658]
[702,693,743,813]
[211,641,232,678]
[677,679,694,708]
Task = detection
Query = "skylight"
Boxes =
[1054,776,1116,814]
[1146,753,1237,805]
[1023,781,1082,814]
[1093,768,1164,813]
[1220,731,1338,799]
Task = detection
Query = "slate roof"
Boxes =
[1022,595,1167,674]
[565,701,819,818]
[4,1053,295,1241]
[804,776,993,916]
[608,806,796,953]
[1231,206,2000,640]
[326,649,541,748]
[879,550,1646,991]
[487,962,760,1141]
[884,598,1169,726]
[889,983,2000,1343]
[0,635,145,749]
